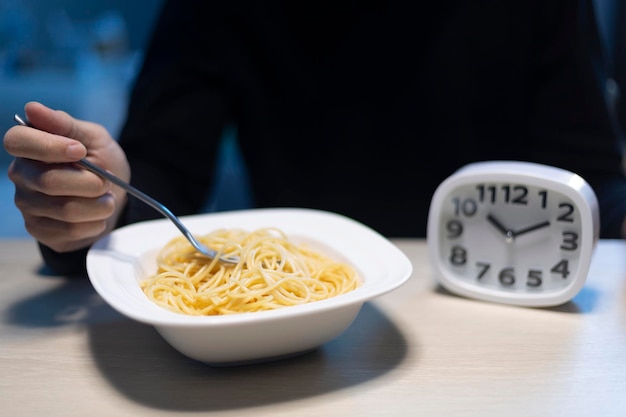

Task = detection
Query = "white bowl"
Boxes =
[87,208,413,365]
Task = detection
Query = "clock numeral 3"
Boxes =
[561,232,578,250]
[446,220,463,238]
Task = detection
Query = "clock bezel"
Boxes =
[427,161,600,307]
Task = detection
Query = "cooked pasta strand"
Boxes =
[141,228,360,315]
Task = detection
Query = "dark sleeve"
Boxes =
[39,243,89,278]
[39,0,237,276]
[117,0,235,226]
[529,0,626,238]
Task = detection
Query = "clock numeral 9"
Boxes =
[446,220,463,238]
[561,232,578,250]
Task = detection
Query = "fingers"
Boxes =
[22,214,112,254]
[4,101,113,164]
[8,157,111,197]
[4,104,87,164]
[3,102,131,252]
[9,158,120,252]
[16,191,116,223]
[23,101,85,142]
[14,183,122,253]
[17,191,118,253]
[4,127,87,164]
[23,101,110,151]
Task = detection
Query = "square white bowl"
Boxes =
[87,208,413,365]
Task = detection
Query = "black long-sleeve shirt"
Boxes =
[42,0,626,275]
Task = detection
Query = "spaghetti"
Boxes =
[140,227,360,315]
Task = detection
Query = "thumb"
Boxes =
[24,101,86,142]
[23,101,110,159]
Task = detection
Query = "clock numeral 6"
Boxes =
[499,267,515,286]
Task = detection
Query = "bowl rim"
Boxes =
[86,207,413,327]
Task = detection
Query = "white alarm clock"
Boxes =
[427,161,599,307]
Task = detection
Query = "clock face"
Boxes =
[435,181,584,297]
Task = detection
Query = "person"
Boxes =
[4,0,626,276]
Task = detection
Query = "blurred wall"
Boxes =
[0,0,253,229]
[0,0,164,164]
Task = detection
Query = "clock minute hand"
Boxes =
[512,220,551,237]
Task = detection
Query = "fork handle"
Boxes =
[76,159,186,234]
[14,114,197,249]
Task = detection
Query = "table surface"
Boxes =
[1,238,625,417]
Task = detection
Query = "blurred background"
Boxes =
[0,0,164,148]
[0,0,623,238]
[0,0,252,237]
[0,0,164,236]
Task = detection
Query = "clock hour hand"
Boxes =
[486,214,514,241]
[512,220,551,237]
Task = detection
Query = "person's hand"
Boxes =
[3,101,130,253]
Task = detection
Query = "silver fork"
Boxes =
[14,114,238,264]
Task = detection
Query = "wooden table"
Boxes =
[1,238,625,416]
